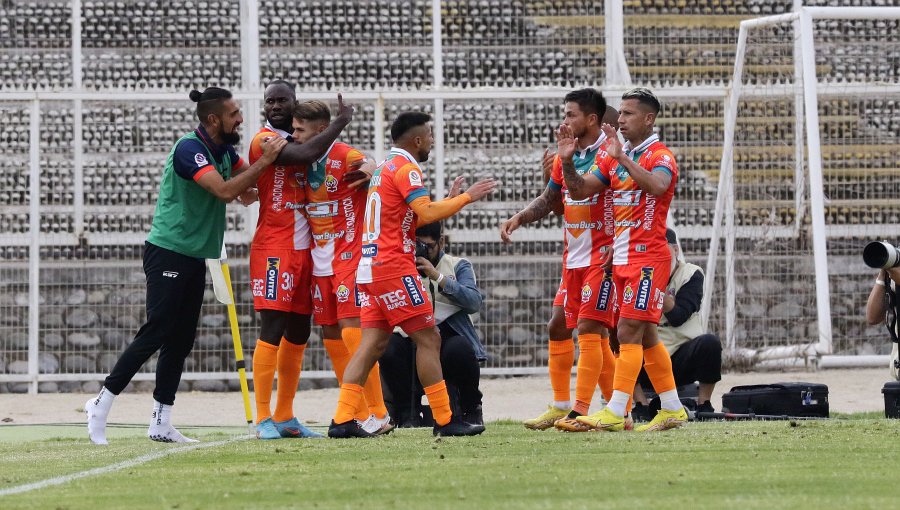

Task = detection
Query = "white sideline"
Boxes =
[0,436,248,497]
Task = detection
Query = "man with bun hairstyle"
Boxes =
[85,87,287,445]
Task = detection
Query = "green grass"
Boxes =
[1,420,899,510]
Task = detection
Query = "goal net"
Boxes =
[704,6,900,367]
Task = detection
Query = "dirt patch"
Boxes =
[0,368,892,427]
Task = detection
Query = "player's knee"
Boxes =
[695,333,723,356]
[547,316,570,340]
[284,313,311,343]
[258,310,289,343]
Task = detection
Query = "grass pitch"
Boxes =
[1,418,898,510]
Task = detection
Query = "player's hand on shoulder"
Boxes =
[601,124,622,159]
[260,136,288,160]
[555,124,576,161]
[499,215,521,243]
[464,178,497,202]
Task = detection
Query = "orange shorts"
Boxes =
[563,265,616,329]
[552,277,566,308]
[358,275,435,333]
[249,247,312,314]
[312,270,360,326]
[613,259,670,324]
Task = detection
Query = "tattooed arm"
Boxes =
[499,186,562,243]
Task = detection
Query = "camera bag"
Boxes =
[882,381,900,419]
[721,382,829,418]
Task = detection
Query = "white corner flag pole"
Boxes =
[207,245,254,434]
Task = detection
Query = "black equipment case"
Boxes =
[882,381,900,419]
[722,382,829,418]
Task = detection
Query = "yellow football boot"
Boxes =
[523,405,570,430]
[575,407,626,432]
[635,406,689,432]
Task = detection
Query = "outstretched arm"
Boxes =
[499,186,563,243]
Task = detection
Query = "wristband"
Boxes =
[436,274,445,285]
[876,279,886,286]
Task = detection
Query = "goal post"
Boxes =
[704,6,900,367]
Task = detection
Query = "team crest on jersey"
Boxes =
[336,284,351,303]
[194,153,209,167]
[635,267,654,311]
[325,174,339,193]
[265,258,280,301]
[402,276,426,307]
[622,285,635,305]
[580,284,592,303]
[408,170,423,187]
[596,270,613,311]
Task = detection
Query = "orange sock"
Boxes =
[333,383,365,424]
[252,340,278,423]
[643,342,677,394]
[424,380,452,426]
[597,336,616,402]
[548,338,575,403]
[613,344,643,395]
[343,327,388,419]
[273,339,305,422]
[323,338,351,384]
[573,333,603,415]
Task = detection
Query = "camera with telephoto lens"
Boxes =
[863,241,900,269]
[415,240,430,259]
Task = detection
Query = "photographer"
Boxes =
[865,266,900,380]
[379,221,486,427]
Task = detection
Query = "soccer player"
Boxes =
[248,81,355,440]
[328,111,496,438]
[86,87,288,444]
[291,99,393,435]
[500,89,621,431]
[559,87,689,432]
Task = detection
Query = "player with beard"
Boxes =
[328,112,496,438]
[291,99,393,435]
[248,80,356,440]
[86,87,288,444]
[501,89,623,431]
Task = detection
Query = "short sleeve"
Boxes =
[651,150,678,178]
[394,163,429,203]
[547,156,563,192]
[226,145,243,170]
[173,139,216,181]
[591,153,614,186]
[248,132,267,165]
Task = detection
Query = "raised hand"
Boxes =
[555,123,577,161]
[335,93,354,123]
[541,148,555,184]
[464,178,497,202]
[601,123,623,160]
[447,175,465,199]
[499,215,522,243]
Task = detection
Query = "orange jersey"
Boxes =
[356,148,429,284]
[249,126,310,249]
[305,141,367,277]
[593,134,677,265]
[548,134,615,269]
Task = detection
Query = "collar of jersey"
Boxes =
[577,132,607,159]
[623,133,659,157]
[193,123,230,163]
[388,147,421,168]
[316,140,338,165]
[264,121,292,139]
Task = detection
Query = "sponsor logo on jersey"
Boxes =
[564,194,599,206]
[596,270,613,311]
[653,288,664,310]
[162,271,179,278]
[325,174,339,193]
[635,267,654,311]
[378,289,409,311]
[271,166,286,212]
[330,159,342,169]
[342,196,356,242]
[336,284,351,303]
[283,201,305,210]
[312,231,344,242]
[636,244,647,253]
[408,170,423,187]
[354,286,362,307]
[252,278,265,297]
[615,219,642,228]
[402,276,426,306]
[357,290,371,308]
[370,174,382,187]
[602,191,615,236]
[361,244,378,257]
[580,284,593,303]
[294,172,306,187]
[340,251,353,261]
[265,258,280,301]
[306,201,339,218]
[565,221,599,231]
[194,153,209,167]
[613,190,641,207]
[643,194,657,231]
[623,284,635,305]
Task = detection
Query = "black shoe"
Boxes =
[327,420,375,439]
[433,416,485,437]
[696,401,715,414]
[462,405,484,427]
[631,403,653,423]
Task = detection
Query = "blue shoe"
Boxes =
[274,417,324,439]
[255,418,281,440]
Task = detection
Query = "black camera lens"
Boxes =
[863,241,900,269]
